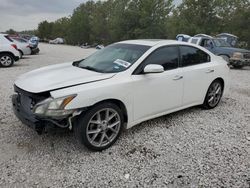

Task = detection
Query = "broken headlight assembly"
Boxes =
[33,94,77,118]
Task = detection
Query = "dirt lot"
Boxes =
[0,43,250,187]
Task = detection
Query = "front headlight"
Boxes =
[232,52,243,59]
[33,95,76,117]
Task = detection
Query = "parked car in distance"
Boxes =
[176,34,191,42]
[11,36,40,55]
[29,37,40,55]
[49,38,64,44]
[12,40,229,151]
[216,33,238,47]
[96,45,104,49]
[11,37,31,57]
[0,34,20,67]
[188,35,250,68]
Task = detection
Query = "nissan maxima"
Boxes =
[12,40,229,151]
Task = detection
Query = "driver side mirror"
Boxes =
[143,64,164,74]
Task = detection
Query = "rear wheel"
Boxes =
[202,80,223,109]
[0,53,14,67]
[75,102,124,151]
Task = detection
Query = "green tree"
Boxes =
[5,29,17,35]
[37,21,53,39]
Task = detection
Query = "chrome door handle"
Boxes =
[173,75,183,80]
[206,69,214,73]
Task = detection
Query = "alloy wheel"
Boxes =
[0,55,12,66]
[207,82,222,107]
[86,108,121,147]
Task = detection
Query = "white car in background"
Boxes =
[0,34,20,67]
[11,38,32,58]
[12,40,229,151]
[49,38,64,44]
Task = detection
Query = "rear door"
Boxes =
[179,45,215,106]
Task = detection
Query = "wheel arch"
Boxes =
[0,51,15,58]
[213,77,224,91]
[91,99,128,124]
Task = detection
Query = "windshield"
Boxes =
[77,43,150,73]
[212,39,231,47]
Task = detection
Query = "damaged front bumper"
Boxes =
[12,86,80,134]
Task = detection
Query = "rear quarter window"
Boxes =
[180,46,211,67]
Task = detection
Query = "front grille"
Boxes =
[14,85,50,110]
[244,53,250,59]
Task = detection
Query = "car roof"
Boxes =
[0,33,8,36]
[217,33,238,38]
[118,39,189,47]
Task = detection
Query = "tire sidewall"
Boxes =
[75,102,124,151]
[203,80,223,109]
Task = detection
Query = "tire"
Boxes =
[202,80,223,109]
[219,55,230,62]
[0,53,14,67]
[74,102,124,151]
[18,50,23,58]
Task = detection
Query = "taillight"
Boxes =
[11,44,18,50]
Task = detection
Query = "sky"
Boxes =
[0,0,182,32]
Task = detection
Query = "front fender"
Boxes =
[50,79,134,125]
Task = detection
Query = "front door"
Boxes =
[132,46,183,122]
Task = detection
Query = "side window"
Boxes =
[180,46,210,67]
[141,46,179,71]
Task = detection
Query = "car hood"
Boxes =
[15,62,116,93]
[220,47,250,53]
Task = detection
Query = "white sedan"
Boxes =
[11,37,32,57]
[12,40,229,151]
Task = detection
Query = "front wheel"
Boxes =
[202,80,223,109]
[75,102,124,151]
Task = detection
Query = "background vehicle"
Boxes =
[176,34,191,42]
[11,36,40,55]
[96,45,104,49]
[0,34,20,67]
[29,37,40,54]
[188,35,250,68]
[216,33,238,47]
[49,38,64,44]
[13,40,229,151]
[11,37,31,57]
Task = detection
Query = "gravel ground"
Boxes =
[0,43,249,187]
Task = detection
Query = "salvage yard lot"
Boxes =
[0,43,250,187]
